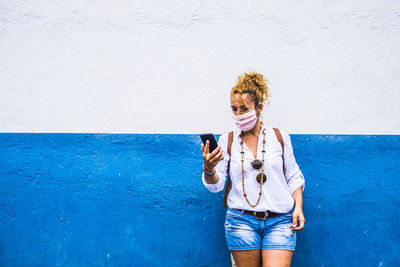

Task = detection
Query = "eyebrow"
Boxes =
[231,105,248,109]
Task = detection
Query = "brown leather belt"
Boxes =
[234,208,281,220]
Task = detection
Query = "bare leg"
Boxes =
[231,249,261,267]
[262,249,293,267]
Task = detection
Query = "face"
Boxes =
[230,93,263,116]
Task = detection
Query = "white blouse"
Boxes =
[202,123,305,213]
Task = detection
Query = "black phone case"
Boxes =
[200,134,218,153]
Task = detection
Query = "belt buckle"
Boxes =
[254,211,269,220]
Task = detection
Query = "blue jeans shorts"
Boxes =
[224,207,296,251]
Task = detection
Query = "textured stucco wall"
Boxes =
[0,133,399,266]
[1,0,400,134]
[1,1,400,266]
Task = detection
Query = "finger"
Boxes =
[299,218,305,228]
[210,146,221,157]
[293,225,303,231]
[205,140,210,154]
[202,144,208,159]
[211,150,223,164]
[209,146,220,157]
[213,147,223,159]
[292,216,297,228]
[218,151,224,162]
[292,218,305,231]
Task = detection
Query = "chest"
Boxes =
[229,135,284,177]
[241,136,260,159]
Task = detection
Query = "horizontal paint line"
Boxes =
[1,132,400,136]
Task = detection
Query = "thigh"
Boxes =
[231,249,262,267]
[262,249,293,267]
[262,213,296,251]
[225,208,262,250]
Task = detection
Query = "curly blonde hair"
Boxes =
[230,71,270,107]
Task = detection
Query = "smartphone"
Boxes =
[200,134,218,153]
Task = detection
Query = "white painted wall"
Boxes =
[1,0,399,134]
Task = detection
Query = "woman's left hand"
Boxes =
[291,207,305,231]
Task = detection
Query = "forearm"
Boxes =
[203,165,220,184]
[292,186,303,209]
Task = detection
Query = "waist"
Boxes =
[234,208,283,220]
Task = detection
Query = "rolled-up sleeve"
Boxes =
[201,132,230,193]
[281,130,305,195]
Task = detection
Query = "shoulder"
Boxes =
[216,131,232,145]
[217,130,234,153]
[279,128,290,139]
[271,127,291,143]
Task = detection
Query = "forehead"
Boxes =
[230,93,254,107]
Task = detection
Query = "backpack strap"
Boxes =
[273,128,286,176]
[222,131,234,208]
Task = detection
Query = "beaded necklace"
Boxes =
[240,123,267,208]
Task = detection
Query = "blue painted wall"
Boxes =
[0,133,399,266]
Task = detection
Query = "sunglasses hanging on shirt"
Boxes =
[251,159,267,184]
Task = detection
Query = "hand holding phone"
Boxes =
[200,134,218,153]
[200,133,224,173]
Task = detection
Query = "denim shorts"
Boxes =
[224,207,296,251]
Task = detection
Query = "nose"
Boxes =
[232,110,242,116]
[232,110,246,116]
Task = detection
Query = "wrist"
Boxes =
[203,165,216,176]
[294,204,303,210]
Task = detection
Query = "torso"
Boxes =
[242,135,259,159]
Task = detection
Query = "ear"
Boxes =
[256,103,263,116]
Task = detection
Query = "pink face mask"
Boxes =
[232,109,258,132]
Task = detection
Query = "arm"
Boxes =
[281,130,306,231]
[201,133,229,193]
[292,185,303,209]
[281,130,305,195]
[291,186,305,231]
[203,164,219,184]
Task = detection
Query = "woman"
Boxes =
[201,72,306,267]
